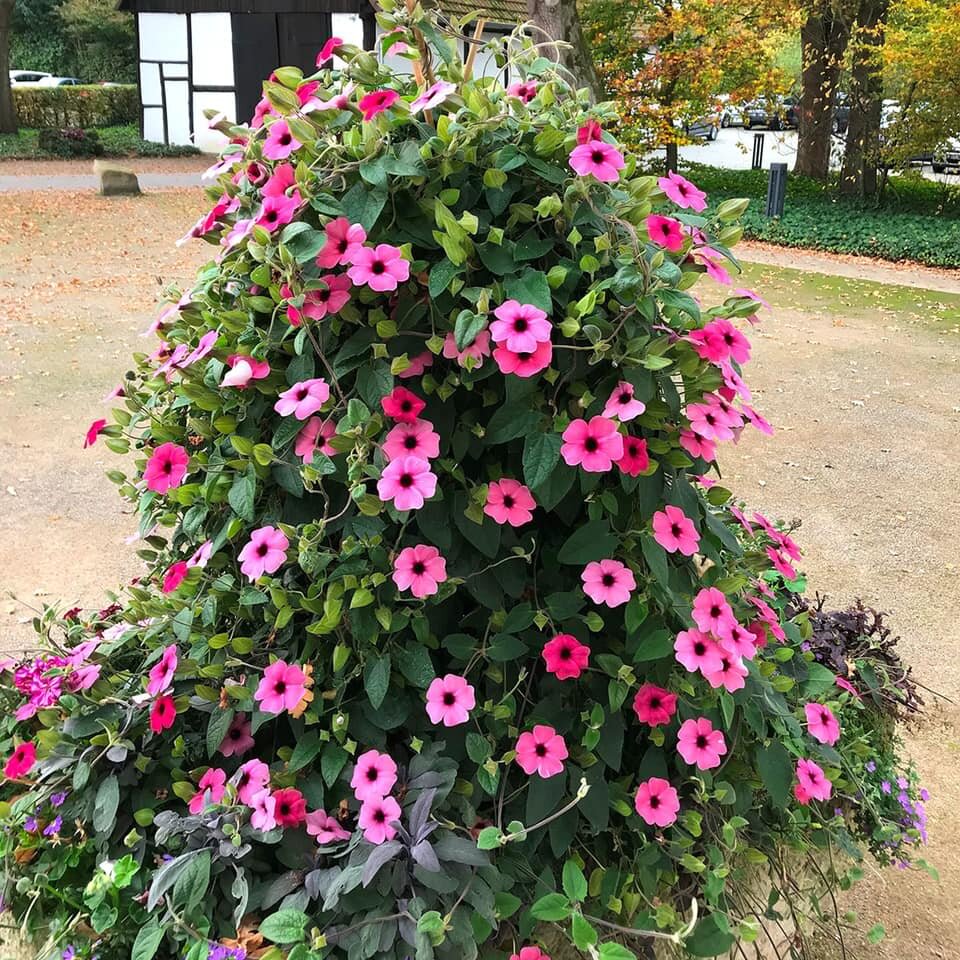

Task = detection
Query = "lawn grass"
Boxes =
[0,124,199,160]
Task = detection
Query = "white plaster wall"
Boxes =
[164,81,192,145]
[193,91,236,152]
[191,13,234,87]
[138,13,188,62]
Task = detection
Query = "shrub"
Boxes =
[0,7,926,960]
[12,84,138,129]
[36,126,104,157]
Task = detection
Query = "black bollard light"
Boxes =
[751,132,764,170]
[765,162,788,218]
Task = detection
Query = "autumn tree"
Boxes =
[528,0,602,99]
[0,0,16,134]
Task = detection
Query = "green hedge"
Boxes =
[12,84,138,129]
[0,125,199,160]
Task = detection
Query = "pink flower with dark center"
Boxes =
[691,587,737,639]
[796,758,832,802]
[150,694,176,733]
[603,381,645,421]
[392,544,447,598]
[255,192,301,233]
[515,725,568,778]
[720,621,757,661]
[272,787,307,827]
[674,629,724,674]
[425,674,475,726]
[317,218,367,268]
[836,675,861,698]
[359,89,400,121]
[646,214,684,253]
[358,795,402,844]
[577,119,603,144]
[484,478,536,527]
[581,559,636,607]
[634,777,679,827]
[162,561,189,594]
[382,386,425,422]
[658,171,707,212]
[219,713,255,757]
[652,505,700,556]
[262,163,296,198]
[804,702,841,746]
[316,36,343,66]
[377,455,436,511]
[295,417,336,463]
[348,244,410,292]
[490,300,551,354]
[181,330,219,368]
[249,790,277,831]
[679,428,717,461]
[84,419,107,448]
[144,442,190,494]
[187,540,213,569]
[542,633,590,680]
[569,139,625,183]
[306,81,357,114]
[398,350,435,378]
[239,526,289,580]
[676,717,727,770]
[291,275,352,324]
[686,396,741,443]
[493,340,553,378]
[561,416,624,472]
[383,419,440,461]
[766,546,798,580]
[689,318,751,365]
[632,684,677,726]
[263,120,301,161]
[255,660,307,714]
[236,758,270,805]
[4,742,36,780]
[617,436,650,477]
[274,378,331,420]
[351,749,398,802]
[412,80,457,113]
[774,529,802,562]
[189,767,227,814]
[147,644,178,696]
[702,654,748,693]
[222,357,269,390]
[306,809,351,844]
[507,81,537,103]
[251,97,274,128]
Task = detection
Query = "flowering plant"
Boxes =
[0,6,926,960]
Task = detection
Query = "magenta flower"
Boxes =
[515,725,568,778]
[377,455,437,511]
[351,749,398,802]
[691,587,737,639]
[646,214,684,253]
[581,559,635,607]
[262,163,295,198]
[295,275,352,323]
[272,787,307,827]
[542,633,590,680]
[679,428,716,462]
[632,684,677,727]
[425,674,476,726]
[274,378,330,420]
[397,350,435,378]
[263,120,301,161]
[381,386,426,422]
[603,381,645,421]
[577,119,603,144]
[766,546,798,580]
[490,300,551,354]
[689,318,751,365]
[316,36,343,66]
[144,442,189,494]
[658,170,707,212]
[484,479,536,527]
[162,561,189,594]
[236,758,270,805]
[255,660,307,715]
[4,742,36,780]
[238,526,289,580]
[634,777,679,827]
[358,795,402,844]
[493,340,553,378]
[804,702,841,746]
[147,644,178,696]
[674,629,724,675]
[676,717,727,770]
[317,218,367,268]
[181,330,219,368]
[652,505,700,556]
[392,544,447,598]
[187,540,214,569]
[569,139,625,183]
[249,790,277,831]
[84,418,107,448]
[359,89,400,121]
[719,622,758,661]
[222,354,270,389]
[383,419,440,461]
[412,80,457,113]
[150,694,176,733]
[219,713,255,757]
[295,417,336,463]
[255,192,301,233]
[189,767,227,814]
[348,244,410,292]
[306,809,351,844]
[443,330,491,368]
[561,416,624,472]
[702,654,748,693]
[507,81,537,103]
[616,436,650,477]
[796,758,833,802]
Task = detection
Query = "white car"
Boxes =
[37,76,83,87]
[9,70,52,85]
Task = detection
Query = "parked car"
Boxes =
[932,137,960,173]
[832,94,850,135]
[684,114,719,141]
[715,94,745,128]
[37,76,83,86]
[9,70,52,85]
[742,96,797,130]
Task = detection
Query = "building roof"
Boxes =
[430,0,526,25]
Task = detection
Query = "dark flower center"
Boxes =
[297,387,309,400]
[559,646,571,659]
[693,641,706,656]
[649,796,660,808]
[503,495,515,508]
[274,681,286,694]
[163,461,172,473]
[443,691,456,705]
[399,473,414,488]
[400,399,412,411]
[584,437,599,452]
[257,544,268,557]
[671,523,682,537]
[696,735,708,749]
[374,808,386,823]
[534,743,547,757]
[403,435,418,449]
[337,238,349,253]
[366,767,379,782]
[649,696,661,709]
[265,210,278,224]
[513,317,528,332]
[710,605,721,618]
[279,802,290,815]
[230,728,243,741]
[591,149,604,164]
[619,392,630,403]
[601,573,615,587]
[412,561,426,575]
[372,261,386,275]
[279,132,291,146]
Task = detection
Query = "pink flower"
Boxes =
[262,163,296,198]
[317,218,367,268]
[144,442,190,494]
[616,436,650,476]
[150,694,176,733]
[646,214,684,253]
[425,674,476,726]
[689,318,750,365]
[238,526,290,580]
[507,81,537,103]
[674,629,724,675]
[603,381,645,421]
[652,505,700,556]
[295,417,336,463]
[561,416,624,472]
[377,456,437,511]
[351,749,398,802]
[577,120,602,144]
[392,544,447,598]
[181,330,219,367]
[381,386,425,422]
[686,396,740,443]
[542,633,590,680]
[691,587,737,639]
[317,36,343,66]
[702,654,748,693]
[632,684,677,726]
[569,139,625,183]
[272,787,307,827]
[634,777,679,827]
[720,621,757,661]
[255,660,307,714]
[444,330,491,368]
[236,758,270,805]
[263,120,301,161]
[255,192,301,233]
[348,244,410,292]
[835,675,861,699]
[306,809,351,844]
[767,546,798,580]
[581,559,635,607]
[804,703,841,746]
[515,725,568,778]
[147,644,178,696]
[222,355,270,388]
[274,378,331,420]
[84,418,107,448]
[219,713,254,757]
[412,80,456,113]
[658,171,707,212]
[796,758,832,802]
[383,419,440,461]
[189,767,227,814]
[295,275,352,322]
[676,717,727,770]
[493,340,552,378]
[359,89,400,120]
[484,479,536,527]
[398,350,435,378]
[490,300,551,354]
[4,742,36,780]
[358,795,402,844]
[223,218,255,249]
[162,561,189,594]
[679,429,716,462]
[187,540,213,569]
[249,790,277,831]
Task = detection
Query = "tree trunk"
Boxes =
[795,4,849,180]
[0,0,17,135]
[527,0,602,101]
[665,140,678,174]
[839,0,889,196]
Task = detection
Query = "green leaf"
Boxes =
[206,708,234,759]
[522,432,562,489]
[131,919,165,960]
[321,744,349,786]
[505,269,552,314]
[530,893,572,921]
[397,643,435,687]
[685,915,736,957]
[755,741,793,809]
[340,181,388,232]
[571,914,598,950]
[476,826,503,850]
[428,258,463,298]
[364,655,391,710]
[486,405,541,444]
[562,860,588,903]
[640,534,670,585]
[260,909,310,944]
[454,311,487,350]
[597,945,635,960]
[93,776,119,834]
[290,731,323,772]
[172,849,210,911]
[356,362,394,410]
[284,228,327,264]
[228,466,256,522]
[557,521,619,564]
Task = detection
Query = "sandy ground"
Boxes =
[1,189,959,958]
[0,155,211,177]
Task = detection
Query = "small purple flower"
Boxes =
[920,787,930,801]
[62,947,76,960]
[865,760,877,773]
[897,776,909,790]
[881,780,892,794]
[800,642,811,652]
[24,817,38,833]
[51,791,68,808]
[43,816,62,837]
